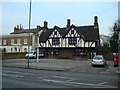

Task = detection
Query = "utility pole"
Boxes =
[27,0,32,68]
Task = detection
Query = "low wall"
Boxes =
[2,53,26,59]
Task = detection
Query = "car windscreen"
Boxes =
[28,52,34,54]
[93,57,103,60]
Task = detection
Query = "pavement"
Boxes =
[2,58,119,74]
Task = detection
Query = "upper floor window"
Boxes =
[24,38,28,44]
[54,31,57,35]
[68,37,77,45]
[0,40,2,45]
[52,38,60,45]
[3,39,6,45]
[71,30,74,34]
[17,38,21,45]
[11,39,14,45]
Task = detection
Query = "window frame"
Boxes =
[68,37,77,45]
[3,39,7,45]
[24,38,28,44]
[17,38,21,45]
[52,38,60,45]
[11,39,14,45]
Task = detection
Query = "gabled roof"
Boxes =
[75,25,99,41]
[39,29,53,43]
[39,24,99,43]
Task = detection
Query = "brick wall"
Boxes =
[2,53,26,59]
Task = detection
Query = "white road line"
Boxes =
[3,70,34,75]
[52,76,70,79]
[97,82,107,85]
[3,73,23,78]
[42,78,114,88]
[43,79,63,83]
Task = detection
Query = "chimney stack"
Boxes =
[94,16,98,24]
[94,16,98,28]
[44,21,48,28]
[43,21,48,32]
[67,19,71,27]
[20,24,22,29]
[17,25,19,29]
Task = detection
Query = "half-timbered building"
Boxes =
[39,16,100,59]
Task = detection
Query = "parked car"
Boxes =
[25,51,37,59]
[92,55,106,67]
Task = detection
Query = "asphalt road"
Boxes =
[2,67,118,88]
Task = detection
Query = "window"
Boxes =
[0,40,2,45]
[17,38,21,45]
[71,30,74,34]
[11,39,14,45]
[3,40,6,45]
[24,38,28,44]
[68,37,77,45]
[75,49,81,56]
[52,38,60,45]
[2,48,6,53]
[24,48,27,52]
[15,47,17,52]
[54,31,57,35]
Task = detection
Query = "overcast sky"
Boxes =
[1,1,119,36]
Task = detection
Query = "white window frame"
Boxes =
[24,38,28,44]
[0,40,2,45]
[17,38,21,45]
[3,39,6,45]
[11,39,14,45]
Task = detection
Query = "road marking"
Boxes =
[52,76,70,79]
[97,82,107,85]
[43,79,80,87]
[3,70,34,75]
[3,73,23,78]
[43,79,63,83]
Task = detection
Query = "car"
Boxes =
[25,51,37,59]
[92,55,106,67]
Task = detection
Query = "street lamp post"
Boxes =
[37,34,39,62]
[27,0,32,68]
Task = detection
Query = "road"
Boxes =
[2,67,118,88]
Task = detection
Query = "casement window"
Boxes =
[68,37,77,45]
[71,30,74,34]
[52,38,60,45]
[54,31,57,35]
[3,39,6,45]
[17,38,21,45]
[24,38,28,44]
[0,40,1,45]
[11,39,14,45]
